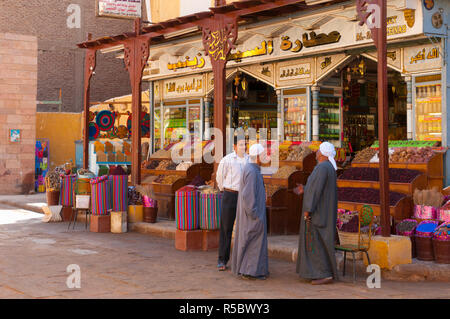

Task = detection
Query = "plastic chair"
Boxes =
[335,205,374,283]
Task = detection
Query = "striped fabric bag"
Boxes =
[175,186,198,230]
[59,174,77,206]
[109,175,128,212]
[199,192,222,230]
[90,175,110,216]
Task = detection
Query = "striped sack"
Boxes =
[199,192,222,230]
[90,175,110,216]
[109,175,128,212]
[175,186,198,230]
[59,174,77,206]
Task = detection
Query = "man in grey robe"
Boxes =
[231,143,269,280]
[294,142,338,285]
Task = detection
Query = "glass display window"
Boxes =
[283,95,308,142]
[154,107,161,152]
[415,77,442,141]
[163,107,187,147]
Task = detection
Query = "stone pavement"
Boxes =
[0,204,449,299]
[1,194,449,283]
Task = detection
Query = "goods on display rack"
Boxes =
[284,94,308,142]
[338,167,427,196]
[351,146,444,189]
[337,187,412,222]
[318,90,342,148]
[415,81,442,142]
[35,139,50,193]
[413,188,445,220]
[277,144,318,173]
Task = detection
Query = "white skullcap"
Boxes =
[319,142,337,170]
[249,143,265,156]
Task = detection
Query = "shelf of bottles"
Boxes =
[284,95,307,142]
[415,82,442,141]
[319,95,341,145]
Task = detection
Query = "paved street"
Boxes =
[0,204,448,299]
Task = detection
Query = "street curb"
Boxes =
[0,200,44,214]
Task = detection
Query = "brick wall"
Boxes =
[0,0,134,113]
[0,33,38,194]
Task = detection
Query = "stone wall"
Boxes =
[0,33,38,194]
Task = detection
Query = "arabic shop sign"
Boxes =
[227,41,274,62]
[279,63,311,79]
[355,14,411,42]
[96,0,141,19]
[163,76,204,99]
[404,44,442,73]
[167,54,206,71]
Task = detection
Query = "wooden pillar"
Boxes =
[357,0,390,236]
[201,15,238,171]
[83,48,96,169]
[123,19,150,185]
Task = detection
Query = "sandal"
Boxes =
[217,263,227,271]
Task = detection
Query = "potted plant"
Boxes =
[136,185,158,223]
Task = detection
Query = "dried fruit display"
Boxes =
[396,220,418,233]
[265,184,281,198]
[128,186,143,205]
[150,149,172,159]
[166,162,178,170]
[155,160,172,170]
[390,147,434,163]
[272,166,297,179]
[338,187,406,206]
[206,180,215,187]
[286,145,312,161]
[161,175,182,184]
[353,147,378,163]
[142,160,160,170]
[45,170,61,191]
[338,167,421,183]
[176,161,193,171]
[279,149,290,161]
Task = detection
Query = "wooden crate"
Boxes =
[337,173,428,196]
[338,196,413,221]
[351,152,444,189]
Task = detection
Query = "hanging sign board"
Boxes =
[96,0,141,19]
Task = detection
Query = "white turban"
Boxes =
[249,143,264,156]
[319,142,337,170]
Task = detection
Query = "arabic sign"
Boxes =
[97,0,141,19]
[163,75,205,99]
[316,53,349,80]
[227,41,274,62]
[276,59,314,86]
[404,44,442,73]
[167,54,206,71]
[279,64,311,80]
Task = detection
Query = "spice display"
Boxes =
[45,170,61,191]
[77,168,94,177]
[265,185,281,198]
[390,147,434,163]
[128,186,143,205]
[150,149,172,159]
[416,220,439,237]
[153,175,183,184]
[141,160,160,169]
[109,165,127,175]
[352,147,378,163]
[272,166,297,179]
[206,180,215,187]
[166,162,178,170]
[189,175,206,187]
[198,185,219,194]
[279,149,290,161]
[339,167,421,183]
[396,219,418,235]
[155,160,172,170]
[142,175,158,184]
[413,188,444,207]
[337,210,359,232]
[338,187,406,206]
[286,145,312,161]
[176,161,193,171]
[433,223,450,241]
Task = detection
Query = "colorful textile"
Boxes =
[143,196,157,208]
[90,175,110,215]
[416,220,439,238]
[59,174,76,206]
[438,202,450,222]
[414,205,438,219]
[109,175,128,211]
[175,186,198,230]
[433,222,450,241]
[199,192,222,230]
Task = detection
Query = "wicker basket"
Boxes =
[338,231,359,246]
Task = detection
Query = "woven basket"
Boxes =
[338,231,359,247]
